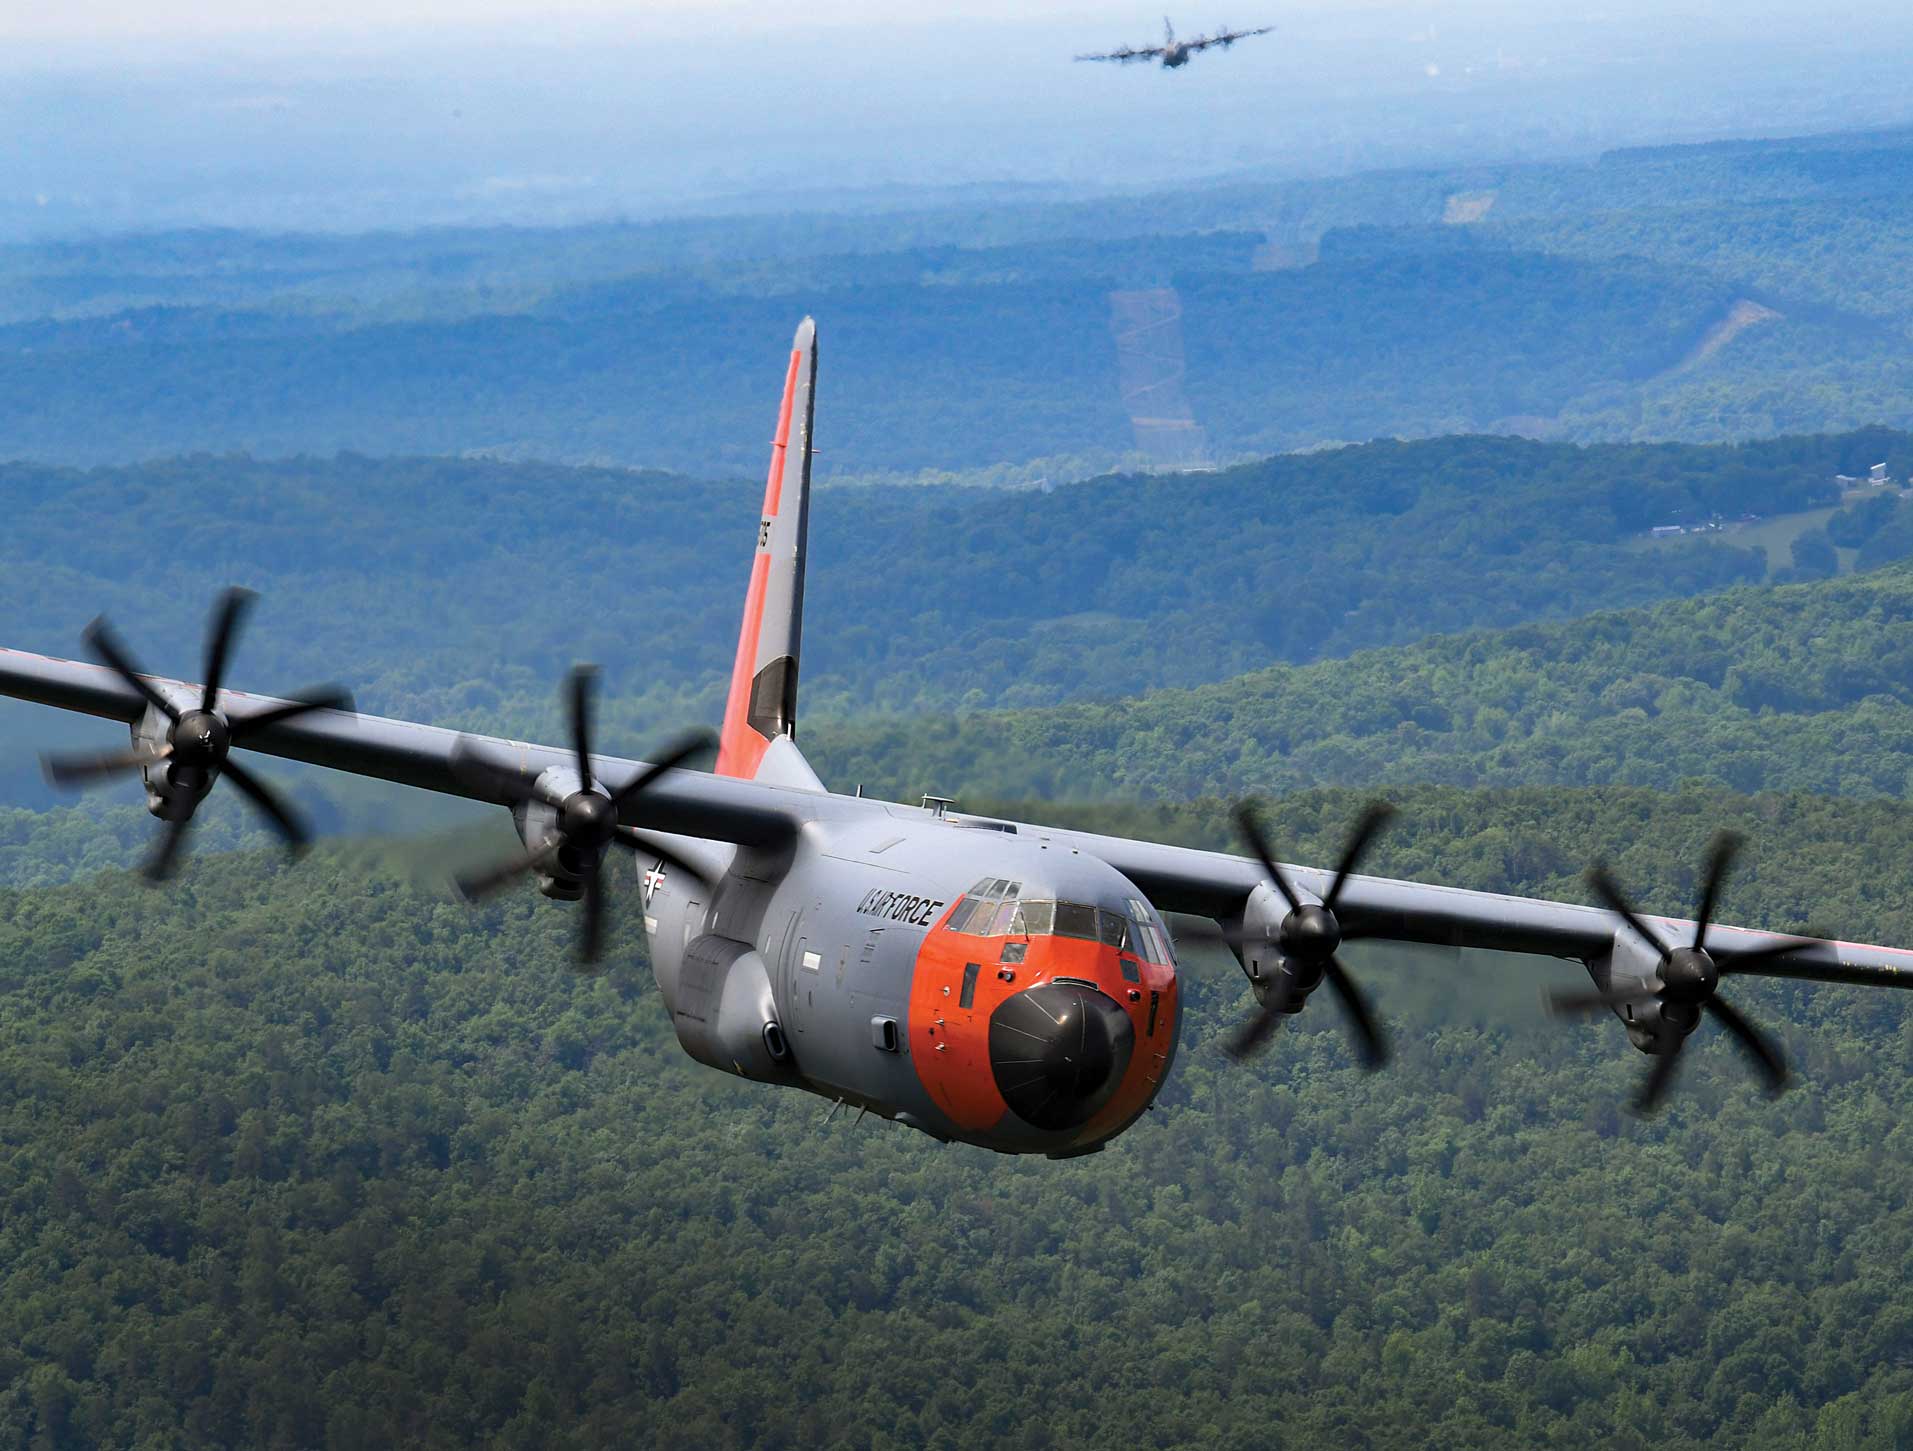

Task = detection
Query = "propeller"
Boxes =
[449,665,713,966]
[42,588,352,882]
[1550,832,1815,1113]
[1218,800,1395,1068]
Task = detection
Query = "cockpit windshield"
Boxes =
[946,880,1173,963]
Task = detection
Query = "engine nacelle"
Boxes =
[1236,878,1324,1009]
[510,768,593,901]
[131,700,205,820]
[670,934,798,1085]
[1592,932,1688,1054]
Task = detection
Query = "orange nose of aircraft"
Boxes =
[988,981,1136,1131]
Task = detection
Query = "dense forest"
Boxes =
[4,786,1913,1448]
[0,431,1884,771]
[808,559,1913,805]
[13,433,1913,825]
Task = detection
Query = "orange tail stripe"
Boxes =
[762,347,802,518]
[716,553,773,778]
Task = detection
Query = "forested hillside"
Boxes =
[807,561,1913,805]
[0,242,1750,474]
[0,431,1879,758]
[4,786,1913,1448]
[5,235,1908,476]
[12,128,1913,476]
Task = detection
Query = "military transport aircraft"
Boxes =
[1076,18,1273,70]
[4,319,1912,1157]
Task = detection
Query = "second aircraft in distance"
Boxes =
[1076,17,1273,70]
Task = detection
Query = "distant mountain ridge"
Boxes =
[9,125,1913,477]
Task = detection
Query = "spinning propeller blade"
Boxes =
[452,665,714,966]
[1569,832,1807,1114]
[1225,801,1392,1069]
[43,591,352,881]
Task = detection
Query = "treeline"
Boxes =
[0,433,1868,760]
[4,785,1913,1446]
[806,561,1913,805]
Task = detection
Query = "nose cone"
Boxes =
[989,982,1136,1132]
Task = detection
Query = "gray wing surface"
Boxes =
[1185,24,1273,52]
[1075,45,1161,63]
[1032,819,1913,991]
[9,642,1913,989]
[0,646,800,848]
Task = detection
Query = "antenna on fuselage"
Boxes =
[921,794,955,818]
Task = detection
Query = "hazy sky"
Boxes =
[9,0,1913,237]
[9,0,1084,43]
[15,0,1903,46]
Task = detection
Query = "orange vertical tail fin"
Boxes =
[716,318,817,782]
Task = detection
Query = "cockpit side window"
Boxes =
[944,886,1173,962]
[1014,900,1054,936]
[1050,902,1100,941]
[945,898,979,934]
[1124,896,1173,964]
[948,880,1024,936]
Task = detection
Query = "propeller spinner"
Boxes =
[1221,800,1395,1068]
[449,665,713,966]
[43,588,352,881]
[1552,832,1818,1113]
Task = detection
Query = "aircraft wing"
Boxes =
[13,637,1912,988]
[1075,45,1162,64]
[1185,24,1273,53]
[0,645,801,849]
[1034,818,1913,991]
